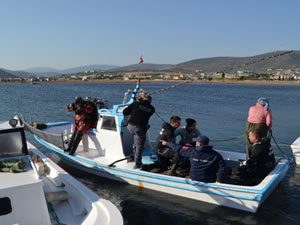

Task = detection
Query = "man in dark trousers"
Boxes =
[66,96,98,155]
[154,115,181,174]
[161,135,225,183]
[123,94,155,169]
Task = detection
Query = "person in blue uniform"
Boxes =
[123,94,155,169]
[161,135,225,183]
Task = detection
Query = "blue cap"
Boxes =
[192,135,209,145]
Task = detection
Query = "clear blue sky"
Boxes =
[1,0,299,70]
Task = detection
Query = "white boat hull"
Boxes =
[0,121,123,225]
[291,137,300,165]
[35,134,289,213]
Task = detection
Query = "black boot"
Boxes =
[69,131,83,155]
[168,152,180,175]
[65,132,76,152]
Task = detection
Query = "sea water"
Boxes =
[1,82,300,225]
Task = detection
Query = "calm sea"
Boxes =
[1,82,300,225]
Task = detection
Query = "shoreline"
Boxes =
[2,79,300,86]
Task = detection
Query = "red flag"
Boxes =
[139,56,143,64]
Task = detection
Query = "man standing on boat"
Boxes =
[245,97,272,159]
[154,115,181,174]
[123,94,155,169]
[65,96,98,155]
[161,135,225,183]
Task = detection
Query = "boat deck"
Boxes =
[142,159,266,186]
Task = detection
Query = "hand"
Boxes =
[160,140,167,146]
[67,103,75,111]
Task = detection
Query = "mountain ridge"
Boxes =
[25,64,120,76]
[2,50,300,78]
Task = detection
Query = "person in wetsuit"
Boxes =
[66,96,98,155]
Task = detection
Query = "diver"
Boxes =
[65,96,98,155]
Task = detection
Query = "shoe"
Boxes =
[133,163,142,169]
[127,156,135,163]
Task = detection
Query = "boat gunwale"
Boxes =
[34,131,290,197]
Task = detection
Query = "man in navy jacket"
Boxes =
[161,135,225,183]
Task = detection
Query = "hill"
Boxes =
[164,50,299,73]
[2,69,34,77]
[0,69,18,78]
[25,64,120,76]
[108,63,172,72]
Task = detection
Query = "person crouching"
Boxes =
[161,135,225,183]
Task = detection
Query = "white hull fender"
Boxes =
[291,137,300,165]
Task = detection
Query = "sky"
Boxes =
[1,0,300,70]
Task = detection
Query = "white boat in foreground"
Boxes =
[28,81,290,213]
[291,137,300,165]
[0,119,123,225]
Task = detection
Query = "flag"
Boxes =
[139,56,143,64]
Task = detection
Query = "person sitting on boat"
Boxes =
[175,118,201,145]
[245,97,272,160]
[123,94,155,169]
[65,96,98,155]
[237,130,276,184]
[161,135,225,183]
[154,115,181,174]
[175,118,201,170]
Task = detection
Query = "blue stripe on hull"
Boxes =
[35,134,288,203]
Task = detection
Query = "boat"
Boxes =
[0,119,123,225]
[291,138,300,165]
[27,81,290,213]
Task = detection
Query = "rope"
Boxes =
[223,50,294,72]
[149,79,195,96]
[270,133,294,164]
[154,111,167,123]
[211,135,244,142]
[149,51,294,123]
